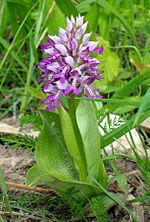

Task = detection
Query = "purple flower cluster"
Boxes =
[38,15,103,111]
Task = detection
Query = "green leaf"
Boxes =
[59,105,87,181]
[0,168,7,195]
[26,86,45,99]
[96,0,137,45]
[104,96,142,114]
[108,174,127,192]
[103,51,120,82]
[76,100,107,187]
[45,0,65,35]
[80,97,141,107]
[34,0,46,44]
[76,0,94,14]
[26,165,76,195]
[103,192,125,209]
[35,111,77,181]
[134,88,150,126]
[95,37,120,82]
[20,35,37,112]
[27,165,100,198]
[7,2,19,35]
[113,70,150,99]
[26,165,58,187]
[93,178,134,218]
[85,2,99,34]
[0,36,28,73]
[128,195,150,203]
[0,0,8,35]
[56,0,78,16]
[99,70,150,115]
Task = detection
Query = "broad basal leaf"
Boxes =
[76,100,107,187]
[26,165,100,198]
[59,105,87,181]
[35,111,78,181]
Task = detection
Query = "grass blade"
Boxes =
[0,36,28,73]
[134,88,150,126]
[0,168,14,222]
[34,0,46,44]
[20,35,36,113]
[0,1,38,73]
[0,0,8,35]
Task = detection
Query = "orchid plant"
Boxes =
[27,15,107,212]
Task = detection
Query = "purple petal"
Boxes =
[81,47,90,57]
[55,44,67,55]
[66,17,73,32]
[76,15,84,27]
[64,86,79,95]
[93,45,104,54]
[47,62,60,72]
[48,35,61,44]
[46,104,55,111]
[82,32,92,45]
[43,47,55,55]
[88,41,99,51]
[73,87,80,95]
[59,28,68,42]
[38,15,104,112]
[54,99,59,107]
[56,80,69,90]
[64,56,74,67]
[71,15,75,24]
[75,22,88,39]
[69,38,78,50]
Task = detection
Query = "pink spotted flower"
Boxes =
[38,15,104,111]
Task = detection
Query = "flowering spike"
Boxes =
[38,15,104,111]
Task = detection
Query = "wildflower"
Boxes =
[38,15,104,111]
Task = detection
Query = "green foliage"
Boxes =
[113,70,150,99]
[56,0,78,17]
[63,188,86,219]
[59,103,87,181]
[97,69,150,115]
[134,88,150,126]
[35,111,77,180]
[91,195,108,222]
[20,114,43,130]
[0,191,74,221]
[1,0,150,220]
[44,0,66,35]
[0,167,14,222]
[108,173,127,192]
[0,133,35,150]
[85,2,100,34]
[101,110,150,148]
[76,100,107,186]
[1,0,150,117]
[95,37,120,83]
[26,101,107,207]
